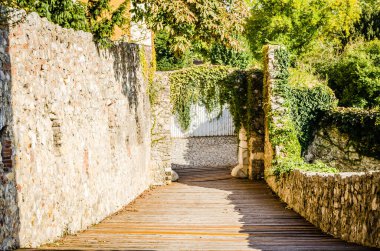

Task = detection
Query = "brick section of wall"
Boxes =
[1,140,12,171]
[171,136,238,169]
[0,10,155,249]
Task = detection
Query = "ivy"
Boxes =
[288,85,337,152]
[268,46,338,177]
[168,65,263,135]
[169,65,234,130]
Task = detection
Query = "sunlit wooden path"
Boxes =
[39,167,373,250]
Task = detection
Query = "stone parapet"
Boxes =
[266,170,380,248]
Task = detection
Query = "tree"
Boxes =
[132,0,249,54]
[245,0,361,59]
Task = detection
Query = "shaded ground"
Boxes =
[33,167,374,250]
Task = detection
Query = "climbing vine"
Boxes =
[169,65,264,135]
[267,46,338,177]
[169,65,234,131]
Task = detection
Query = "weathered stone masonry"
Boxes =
[263,45,380,248]
[0,10,162,249]
[305,124,380,172]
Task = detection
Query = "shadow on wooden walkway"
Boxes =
[38,167,374,250]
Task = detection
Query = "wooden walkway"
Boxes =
[41,167,374,250]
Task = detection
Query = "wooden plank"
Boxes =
[28,167,376,251]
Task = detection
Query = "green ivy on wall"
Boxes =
[267,46,338,177]
[169,65,234,131]
[168,65,264,136]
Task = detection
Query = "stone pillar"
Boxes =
[238,128,249,174]
[247,71,265,180]
[150,73,173,185]
[263,45,283,175]
[231,127,249,178]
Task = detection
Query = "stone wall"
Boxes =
[305,123,380,172]
[171,136,238,169]
[150,73,172,184]
[266,171,380,248]
[263,45,380,248]
[0,11,156,249]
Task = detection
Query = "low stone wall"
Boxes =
[0,11,157,249]
[171,136,238,169]
[266,171,380,248]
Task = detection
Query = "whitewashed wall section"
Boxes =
[171,104,235,138]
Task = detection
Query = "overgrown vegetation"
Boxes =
[169,65,262,136]
[314,40,380,109]
[132,0,248,55]
[246,0,380,111]
[155,30,252,71]
[169,65,233,130]
[0,0,131,47]
[267,47,338,177]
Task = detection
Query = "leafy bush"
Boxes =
[316,40,380,109]
[273,159,338,179]
[287,69,337,151]
[155,30,193,71]
[209,43,251,69]
[1,0,130,47]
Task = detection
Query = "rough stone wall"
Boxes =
[247,72,265,180]
[305,125,380,172]
[150,73,172,184]
[1,11,153,248]
[266,170,380,248]
[263,45,380,248]
[263,45,283,177]
[171,136,238,169]
[0,19,20,249]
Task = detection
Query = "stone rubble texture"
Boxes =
[150,73,173,184]
[171,136,238,169]
[263,45,380,248]
[267,170,380,248]
[0,10,160,249]
[305,125,380,171]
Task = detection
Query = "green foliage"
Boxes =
[1,0,130,47]
[273,159,338,179]
[245,0,361,59]
[155,30,193,71]
[132,0,248,55]
[353,0,380,41]
[209,43,251,69]
[321,107,380,158]
[169,65,234,130]
[316,40,380,109]
[169,65,263,135]
[288,84,337,152]
[268,46,338,177]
